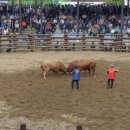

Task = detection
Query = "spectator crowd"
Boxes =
[0,4,130,35]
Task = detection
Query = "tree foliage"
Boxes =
[10,0,71,5]
[106,0,122,5]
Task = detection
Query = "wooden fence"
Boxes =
[0,33,130,52]
[15,122,130,130]
[17,123,83,130]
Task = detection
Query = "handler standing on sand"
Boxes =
[72,66,80,90]
[107,64,119,89]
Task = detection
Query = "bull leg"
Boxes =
[42,71,44,78]
[44,68,50,79]
[41,70,47,80]
[87,68,91,75]
[43,72,46,80]
[88,69,91,75]
[92,68,95,76]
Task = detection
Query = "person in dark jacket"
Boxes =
[72,66,80,90]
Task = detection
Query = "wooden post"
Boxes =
[81,34,86,50]
[99,34,104,51]
[64,34,69,50]
[20,123,26,130]
[76,125,82,130]
[13,33,16,52]
[64,34,68,44]
[48,33,52,50]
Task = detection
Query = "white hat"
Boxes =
[110,64,114,67]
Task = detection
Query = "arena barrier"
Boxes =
[17,123,83,130]
[0,33,130,53]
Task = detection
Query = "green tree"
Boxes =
[9,0,70,5]
[106,0,122,5]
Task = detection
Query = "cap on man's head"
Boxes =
[110,64,114,67]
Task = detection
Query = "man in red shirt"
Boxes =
[107,64,119,89]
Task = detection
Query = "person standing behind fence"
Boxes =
[72,66,80,90]
[107,64,119,89]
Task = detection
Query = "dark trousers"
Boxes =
[72,80,79,89]
[108,79,114,88]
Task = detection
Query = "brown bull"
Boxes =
[41,61,66,79]
[67,59,96,75]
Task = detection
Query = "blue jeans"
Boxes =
[72,80,79,89]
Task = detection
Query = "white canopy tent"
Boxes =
[0,0,9,3]
[124,0,130,6]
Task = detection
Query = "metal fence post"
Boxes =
[20,123,26,130]
[19,0,22,35]
[76,125,82,130]
[76,0,79,35]
[40,0,43,34]
[121,0,124,34]
[127,0,129,16]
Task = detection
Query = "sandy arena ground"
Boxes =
[0,51,130,130]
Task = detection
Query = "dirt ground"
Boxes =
[0,51,130,130]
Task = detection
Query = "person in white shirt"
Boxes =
[15,21,19,33]
[3,28,9,35]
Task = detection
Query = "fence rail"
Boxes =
[0,34,130,53]
[16,123,130,130]
[17,123,83,130]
